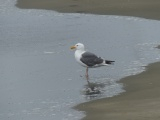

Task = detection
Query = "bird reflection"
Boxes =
[82,81,106,96]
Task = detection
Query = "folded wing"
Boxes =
[80,52,103,67]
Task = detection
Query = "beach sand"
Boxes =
[75,61,160,120]
[16,0,160,20]
[15,0,160,120]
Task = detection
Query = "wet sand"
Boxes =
[16,0,160,20]
[15,0,160,120]
[75,61,160,120]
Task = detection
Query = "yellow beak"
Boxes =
[70,46,76,49]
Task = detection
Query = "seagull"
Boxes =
[70,43,115,80]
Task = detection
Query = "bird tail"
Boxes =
[105,60,115,65]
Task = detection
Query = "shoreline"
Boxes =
[16,0,160,20]
[75,61,160,120]
[14,0,160,120]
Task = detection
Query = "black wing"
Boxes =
[80,52,103,67]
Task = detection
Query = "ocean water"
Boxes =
[1,0,160,120]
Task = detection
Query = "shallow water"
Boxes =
[1,0,160,120]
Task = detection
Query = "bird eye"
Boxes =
[76,45,79,46]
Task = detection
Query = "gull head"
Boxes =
[70,43,85,51]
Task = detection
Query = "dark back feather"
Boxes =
[80,52,103,67]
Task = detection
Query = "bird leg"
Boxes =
[85,67,89,81]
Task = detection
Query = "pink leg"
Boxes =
[85,67,89,80]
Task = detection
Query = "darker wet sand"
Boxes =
[15,0,160,120]
[16,0,160,20]
[75,61,160,120]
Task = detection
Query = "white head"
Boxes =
[70,43,85,51]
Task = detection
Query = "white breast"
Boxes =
[75,50,87,67]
